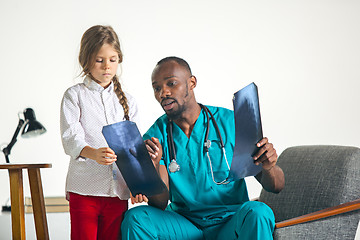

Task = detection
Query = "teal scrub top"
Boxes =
[143,106,249,228]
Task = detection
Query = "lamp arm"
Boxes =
[2,119,25,163]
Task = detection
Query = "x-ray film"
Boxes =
[228,82,263,180]
[102,121,166,196]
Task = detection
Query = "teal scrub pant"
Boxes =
[121,201,275,240]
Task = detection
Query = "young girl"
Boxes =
[60,25,139,240]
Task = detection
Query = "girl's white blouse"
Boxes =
[60,76,140,200]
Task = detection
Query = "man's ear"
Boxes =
[189,75,197,90]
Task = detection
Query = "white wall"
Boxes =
[0,0,359,207]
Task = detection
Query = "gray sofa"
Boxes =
[259,145,360,240]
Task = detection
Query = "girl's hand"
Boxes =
[145,137,163,166]
[80,146,117,165]
[130,192,149,204]
[92,147,117,165]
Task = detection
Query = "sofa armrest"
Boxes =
[276,198,360,228]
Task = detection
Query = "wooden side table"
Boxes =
[0,163,52,240]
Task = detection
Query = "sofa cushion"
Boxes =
[259,145,360,222]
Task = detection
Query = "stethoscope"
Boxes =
[166,104,230,185]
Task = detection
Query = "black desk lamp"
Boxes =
[2,108,46,163]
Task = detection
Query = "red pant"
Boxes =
[69,192,128,240]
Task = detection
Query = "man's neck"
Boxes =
[172,103,201,138]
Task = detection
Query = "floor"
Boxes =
[0,211,70,240]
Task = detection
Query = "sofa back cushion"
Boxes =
[259,145,360,222]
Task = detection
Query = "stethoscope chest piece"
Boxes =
[204,139,211,150]
[169,159,180,173]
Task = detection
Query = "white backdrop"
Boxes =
[0,0,359,207]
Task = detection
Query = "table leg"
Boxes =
[8,169,26,240]
[28,168,49,240]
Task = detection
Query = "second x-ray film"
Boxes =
[228,82,263,180]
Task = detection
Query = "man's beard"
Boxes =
[166,102,186,120]
[165,84,189,120]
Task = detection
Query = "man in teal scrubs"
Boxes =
[122,57,285,240]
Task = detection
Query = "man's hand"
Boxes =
[130,192,149,204]
[254,137,284,193]
[145,137,163,167]
[253,137,278,171]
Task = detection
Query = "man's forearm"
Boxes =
[256,165,285,193]
[148,190,169,210]
[148,163,170,210]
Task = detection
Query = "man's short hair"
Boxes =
[156,56,192,75]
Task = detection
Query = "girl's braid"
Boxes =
[113,76,129,120]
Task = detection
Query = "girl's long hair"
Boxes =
[79,25,129,120]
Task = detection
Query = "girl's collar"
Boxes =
[84,76,114,92]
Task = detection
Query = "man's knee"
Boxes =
[122,206,158,239]
[241,201,275,223]
[122,205,150,228]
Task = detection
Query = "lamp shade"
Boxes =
[21,108,46,138]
